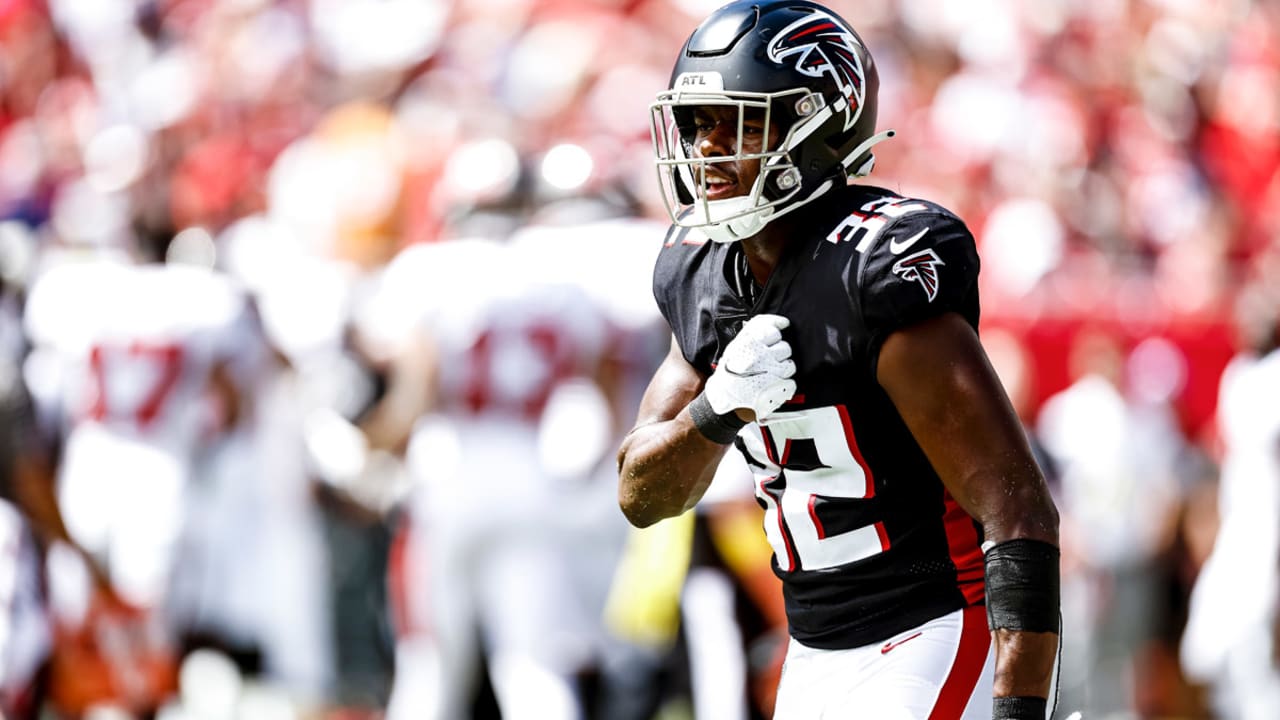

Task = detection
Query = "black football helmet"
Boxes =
[649,0,894,242]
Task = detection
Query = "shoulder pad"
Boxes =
[850,201,980,339]
[662,224,711,249]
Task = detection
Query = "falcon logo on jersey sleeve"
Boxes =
[891,249,946,302]
[766,11,866,131]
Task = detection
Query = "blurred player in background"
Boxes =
[1035,328,1188,716]
[367,184,660,720]
[1181,305,1280,720]
[618,2,1061,718]
[21,226,262,716]
[684,453,789,720]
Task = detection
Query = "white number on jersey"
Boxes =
[825,196,928,252]
[737,405,889,572]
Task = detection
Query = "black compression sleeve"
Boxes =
[984,538,1060,633]
[992,696,1047,720]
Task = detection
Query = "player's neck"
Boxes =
[740,208,809,285]
[739,233,785,287]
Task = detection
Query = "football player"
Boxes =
[22,242,261,715]
[616,2,1061,718]
[369,231,625,720]
[1181,338,1280,720]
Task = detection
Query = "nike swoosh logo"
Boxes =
[889,227,929,255]
[880,631,924,655]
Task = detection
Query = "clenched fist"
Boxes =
[704,314,797,421]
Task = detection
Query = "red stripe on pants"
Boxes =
[927,605,991,720]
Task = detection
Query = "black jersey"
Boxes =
[653,183,987,650]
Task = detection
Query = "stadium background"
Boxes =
[0,0,1277,718]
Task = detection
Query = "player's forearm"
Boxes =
[983,537,1061,718]
[993,629,1058,698]
[617,410,727,527]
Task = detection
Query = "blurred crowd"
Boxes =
[0,0,1278,719]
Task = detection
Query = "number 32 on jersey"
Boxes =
[737,405,890,572]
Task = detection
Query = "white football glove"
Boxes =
[704,314,797,421]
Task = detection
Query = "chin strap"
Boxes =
[688,197,774,244]
[844,128,897,177]
[701,179,835,244]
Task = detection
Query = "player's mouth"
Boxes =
[701,169,739,200]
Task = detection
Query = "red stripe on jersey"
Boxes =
[664,230,707,247]
[942,491,986,605]
[808,495,826,539]
[836,405,875,497]
[760,427,798,572]
[927,605,991,720]
[88,345,107,420]
[874,521,890,551]
[762,426,779,465]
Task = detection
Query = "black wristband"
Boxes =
[688,392,747,444]
[992,696,1047,720]
[984,538,1061,633]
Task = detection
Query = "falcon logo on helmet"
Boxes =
[766,11,867,131]
[892,249,946,302]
